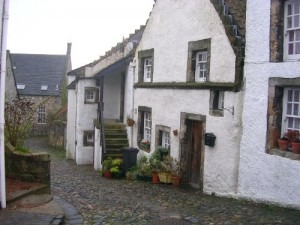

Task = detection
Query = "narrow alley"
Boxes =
[25,137,300,225]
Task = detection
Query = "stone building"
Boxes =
[5,51,18,102]
[11,43,72,136]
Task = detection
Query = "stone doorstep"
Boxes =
[6,182,50,205]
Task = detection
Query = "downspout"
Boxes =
[0,0,9,209]
[130,60,136,147]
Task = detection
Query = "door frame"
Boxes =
[179,112,206,191]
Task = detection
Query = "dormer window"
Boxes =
[284,0,300,60]
[41,85,48,91]
[17,84,25,90]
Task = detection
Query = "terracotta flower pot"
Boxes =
[278,138,289,151]
[127,119,135,126]
[103,170,112,178]
[171,175,181,187]
[291,142,300,154]
[152,172,159,184]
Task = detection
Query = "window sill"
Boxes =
[269,148,300,161]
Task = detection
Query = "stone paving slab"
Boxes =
[22,137,300,225]
[0,210,62,225]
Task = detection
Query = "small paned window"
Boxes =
[186,39,211,82]
[283,88,300,133]
[38,106,46,124]
[137,106,152,152]
[85,87,99,104]
[195,51,208,82]
[210,90,225,117]
[144,112,152,142]
[138,49,154,83]
[83,131,94,146]
[284,0,300,60]
[161,131,170,149]
[143,58,152,82]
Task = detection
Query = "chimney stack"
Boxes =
[67,42,72,56]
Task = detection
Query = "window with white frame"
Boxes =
[186,39,211,82]
[195,51,208,82]
[284,0,300,60]
[283,88,300,134]
[38,106,46,124]
[155,125,171,150]
[83,131,94,146]
[161,131,170,149]
[143,58,152,82]
[138,49,154,83]
[144,112,152,142]
[84,87,98,104]
[137,106,152,152]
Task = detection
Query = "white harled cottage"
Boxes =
[132,0,245,195]
[239,0,300,209]
[66,28,145,167]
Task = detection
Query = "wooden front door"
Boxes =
[187,120,203,189]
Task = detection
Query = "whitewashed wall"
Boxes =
[133,0,242,196]
[66,87,76,160]
[75,79,98,164]
[103,73,121,120]
[94,127,102,170]
[239,0,300,209]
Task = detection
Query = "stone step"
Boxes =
[105,133,128,139]
[104,123,126,130]
[106,138,128,144]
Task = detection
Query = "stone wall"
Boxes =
[5,143,51,185]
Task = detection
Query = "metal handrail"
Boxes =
[98,102,106,162]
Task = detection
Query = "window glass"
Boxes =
[143,58,152,82]
[195,51,208,82]
[144,112,151,141]
[162,131,170,149]
[38,106,46,124]
[284,88,300,132]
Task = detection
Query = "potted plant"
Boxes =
[127,116,135,126]
[136,156,152,181]
[158,155,173,184]
[291,138,300,154]
[110,158,123,178]
[277,135,289,151]
[149,149,162,184]
[170,158,181,187]
[139,139,151,151]
[157,146,169,160]
[103,157,113,178]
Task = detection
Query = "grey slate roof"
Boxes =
[10,53,67,96]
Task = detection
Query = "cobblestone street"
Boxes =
[26,137,300,225]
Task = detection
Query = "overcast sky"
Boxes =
[7,0,154,69]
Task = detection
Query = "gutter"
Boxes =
[0,0,9,209]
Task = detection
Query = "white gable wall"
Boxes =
[103,73,121,120]
[75,79,98,164]
[239,0,300,208]
[66,88,76,159]
[133,0,243,196]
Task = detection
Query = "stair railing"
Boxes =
[98,102,106,161]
